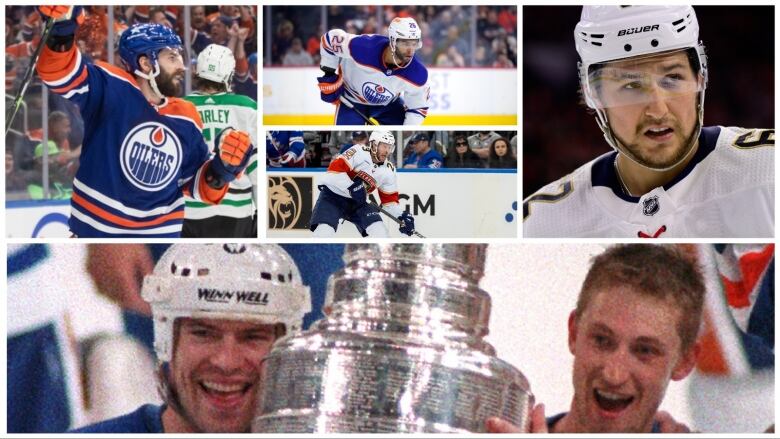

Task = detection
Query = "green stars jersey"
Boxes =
[183,92,258,237]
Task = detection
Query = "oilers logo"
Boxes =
[362,82,394,105]
[120,122,182,191]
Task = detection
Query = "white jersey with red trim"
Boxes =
[320,30,429,125]
[320,143,402,217]
[523,126,774,238]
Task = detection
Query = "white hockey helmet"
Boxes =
[196,44,236,92]
[575,6,708,171]
[368,130,396,162]
[388,17,422,50]
[141,244,311,363]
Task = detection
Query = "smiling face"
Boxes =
[167,318,277,433]
[567,288,696,433]
[594,51,701,169]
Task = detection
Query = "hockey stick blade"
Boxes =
[339,95,379,126]
[370,200,426,238]
[6,17,56,136]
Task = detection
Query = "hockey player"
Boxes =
[71,244,311,433]
[523,6,774,238]
[266,130,306,168]
[35,7,252,237]
[182,44,258,238]
[317,17,430,125]
[310,130,416,237]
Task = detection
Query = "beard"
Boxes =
[156,68,183,97]
[613,118,698,170]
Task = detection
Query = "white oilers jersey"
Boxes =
[523,126,774,238]
[183,92,258,220]
[321,143,403,217]
[320,30,429,125]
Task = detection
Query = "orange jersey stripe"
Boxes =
[52,67,88,93]
[72,193,184,228]
[37,45,79,83]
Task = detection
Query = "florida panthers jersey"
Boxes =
[36,45,220,237]
[183,92,257,222]
[321,144,402,217]
[320,30,429,125]
[523,126,774,238]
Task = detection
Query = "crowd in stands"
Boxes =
[5,6,257,200]
[267,5,516,68]
[272,131,517,170]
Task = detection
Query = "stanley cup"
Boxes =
[253,244,533,433]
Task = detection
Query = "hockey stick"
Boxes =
[370,199,426,238]
[339,95,379,126]
[6,17,56,136]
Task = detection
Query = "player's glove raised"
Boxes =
[317,69,343,104]
[348,178,368,205]
[398,212,415,236]
[210,129,252,184]
[38,6,84,38]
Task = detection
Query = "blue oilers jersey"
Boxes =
[71,404,164,433]
[403,149,444,169]
[320,30,430,125]
[37,45,212,237]
[266,131,305,167]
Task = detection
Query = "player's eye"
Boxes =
[659,74,684,89]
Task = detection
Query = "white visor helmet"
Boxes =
[575,6,708,171]
[142,244,311,363]
[388,17,422,68]
[196,43,236,92]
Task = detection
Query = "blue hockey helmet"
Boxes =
[118,23,183,74]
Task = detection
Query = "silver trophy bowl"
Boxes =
[253,244,533,433]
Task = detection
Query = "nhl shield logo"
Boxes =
[643,195,660,216]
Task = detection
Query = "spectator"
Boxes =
[445,134,483,168]
[467,130,500,160]
[282,37,313,66]
[149,7,172,29]
[209,15,232,46]
[190,6,208,32]
[273,19,295,64]
[403,133,444,169]
[487,137,516,169]
[340,131,367,154]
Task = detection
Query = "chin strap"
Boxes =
[135,63,165,102]
[389,44,413,69]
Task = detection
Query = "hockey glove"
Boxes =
[38,6,84,38]
[317,71,343,104]
[210,129,252,184]
[398,212,415,236]
[348,178,368,205]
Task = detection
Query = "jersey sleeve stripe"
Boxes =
[70,209,183,236]
[378,191,400,204]
[51,66,88,94]
[326,156,353,174]
[37,45,83,86]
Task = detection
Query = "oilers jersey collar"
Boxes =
[349,35,427,87]
[591,125,721,202]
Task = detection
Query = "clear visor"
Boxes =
[394,38,422,51]
[377,141,395,154]
[157,46,188,70]
[585,49,703,110]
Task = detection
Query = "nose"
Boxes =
[644,84,670,119]
[601,350,630,386]
[209,336,245,373]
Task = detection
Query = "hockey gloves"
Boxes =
[398,212,415,236]
[38,6,84,38]
[279,151,298,165]
[348,178,368,205]
[210,129,253,184]
[317,71,343,104]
